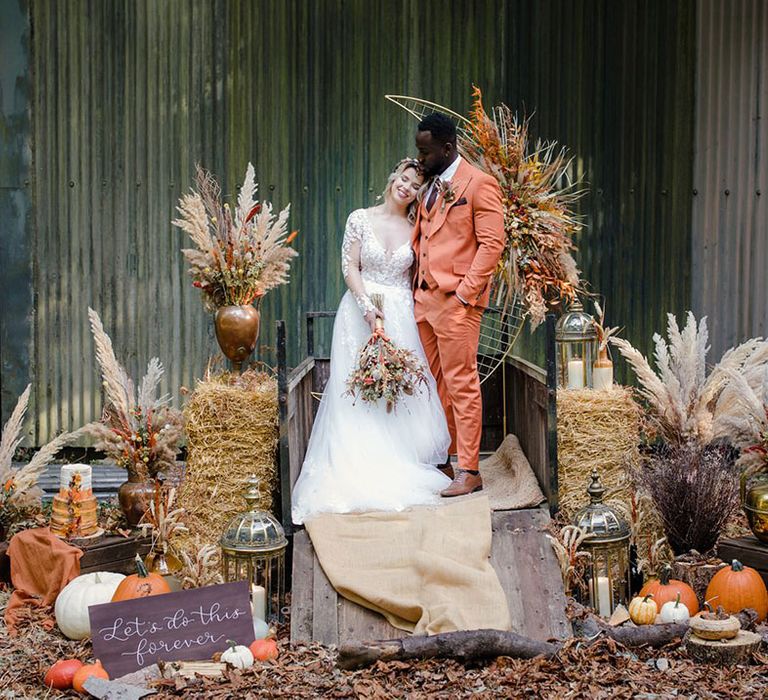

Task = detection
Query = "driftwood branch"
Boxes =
[337,617,690,670]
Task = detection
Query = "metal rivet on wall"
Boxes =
[102,180,107,186]
[724,189,730,196]
[269,184,275,191]
[757,190,762,196]
[136,181,141,187]
[169,182,175,188]
[693,189,698,195]
[303,186,308,192]
[661,189,668,196]
[629,188,635,194]
[69,180,75,188]
[336,185,342,192]
[24,179,30,186]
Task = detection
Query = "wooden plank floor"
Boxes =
[290,506,569,645]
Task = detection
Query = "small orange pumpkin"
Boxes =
[639,565,699,615]
[705,559,768,621]
[72,659,109,693]
[44,659,84,690]
[111,554,171,602]
[250,637,279,661]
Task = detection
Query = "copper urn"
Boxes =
[743,472,768,544]
[214,304,261,370]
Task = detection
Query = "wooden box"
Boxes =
[0,533,151,583]
[717,536,768,588]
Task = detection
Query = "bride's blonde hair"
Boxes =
[382,158,426,224]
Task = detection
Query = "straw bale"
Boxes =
[556,387,642,519]
[177,370,278,549]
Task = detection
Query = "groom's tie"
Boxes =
[425,179,440,213]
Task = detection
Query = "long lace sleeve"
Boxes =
[341,212,375,316]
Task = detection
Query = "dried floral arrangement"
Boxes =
[714,367,768,478]
[82,308,184,482]
[611,312,768,447]
[346,294,428,413]
[592,301,621,356]
[0,385,81,531]
[173,163,298,311]
[546,524,591,598]
[460,87,584,326]
[179,541,225,590]
[139,485,188,554]
[632,441,740,556]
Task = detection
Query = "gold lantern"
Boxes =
[220,475,287,622]
[555,299,597,389]
[573,470,630,617]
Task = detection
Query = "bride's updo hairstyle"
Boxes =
[382,158,425,224]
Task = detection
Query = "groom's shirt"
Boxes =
[425,156,462,207]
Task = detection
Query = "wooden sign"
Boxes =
[89,580,253,677]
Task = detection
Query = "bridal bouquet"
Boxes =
[346,295,427,413]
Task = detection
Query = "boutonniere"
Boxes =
[439,180,457,213]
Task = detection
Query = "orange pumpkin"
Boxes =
[111,554,171,602]
[250,637,279,661]
[639,565,699,615]
[72,659,109,693]
[44,659,84,690]
[705,559,768,621]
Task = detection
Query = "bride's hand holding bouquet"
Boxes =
[347,294,427,413]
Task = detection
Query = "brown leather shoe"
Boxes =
[440,469,483,497]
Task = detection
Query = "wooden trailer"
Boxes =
[276,314,568,644]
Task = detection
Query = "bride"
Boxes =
[291,159,451,524]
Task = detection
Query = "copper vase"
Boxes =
[214,304,261,371]
[118,478,155,527]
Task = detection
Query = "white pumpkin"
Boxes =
[221,641,254,669]
[659,593,690,624]
[54,571,126,640]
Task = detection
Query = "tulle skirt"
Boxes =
[291,280,451,525]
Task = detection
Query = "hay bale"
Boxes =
[177,370,278,549]
[556,387,642,519]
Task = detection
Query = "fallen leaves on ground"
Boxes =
[2,588,767,699]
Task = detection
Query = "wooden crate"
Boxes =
[78,534,152,575]
[717,536,768,588]
[0,533,152,583]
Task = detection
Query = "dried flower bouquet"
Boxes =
[83,308,183,482]
[346,294,428,413]
[0,385,82,530]
[173,163,298,311]
[460,87,584,326]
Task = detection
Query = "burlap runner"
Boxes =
[306,495,511,635]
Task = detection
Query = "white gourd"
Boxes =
[221,642,254,669]
[659,594,690,624]
[54,572,126,640]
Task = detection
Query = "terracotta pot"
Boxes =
[214,305,261,370]
[118,478,155,527]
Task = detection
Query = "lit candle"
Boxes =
[251,584,266,621]
[567,359,585,389]
[592,576,612,617]
[593,364,613,391]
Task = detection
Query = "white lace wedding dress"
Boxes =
[291,208,451,525]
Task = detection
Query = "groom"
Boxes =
[413,113,505,497]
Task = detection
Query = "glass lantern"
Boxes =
[572,470,630,617]
[220,475,288,622]
[555,299,598,389]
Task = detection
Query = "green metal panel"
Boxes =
[18,0,695,441]
[0,0,33,441]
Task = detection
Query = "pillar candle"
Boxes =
[251,584,266,621]
[567,359,585,389]
[593,576,612,617]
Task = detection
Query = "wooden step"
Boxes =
[290,507,569,645]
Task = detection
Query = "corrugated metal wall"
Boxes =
[7,0,697,442]
[692,0,768,359]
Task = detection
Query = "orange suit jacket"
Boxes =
[412,158,505,308]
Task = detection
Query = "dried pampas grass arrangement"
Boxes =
[177,369,278,549]
[556,386,643,518]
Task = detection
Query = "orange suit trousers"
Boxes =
[415,286,483,469]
